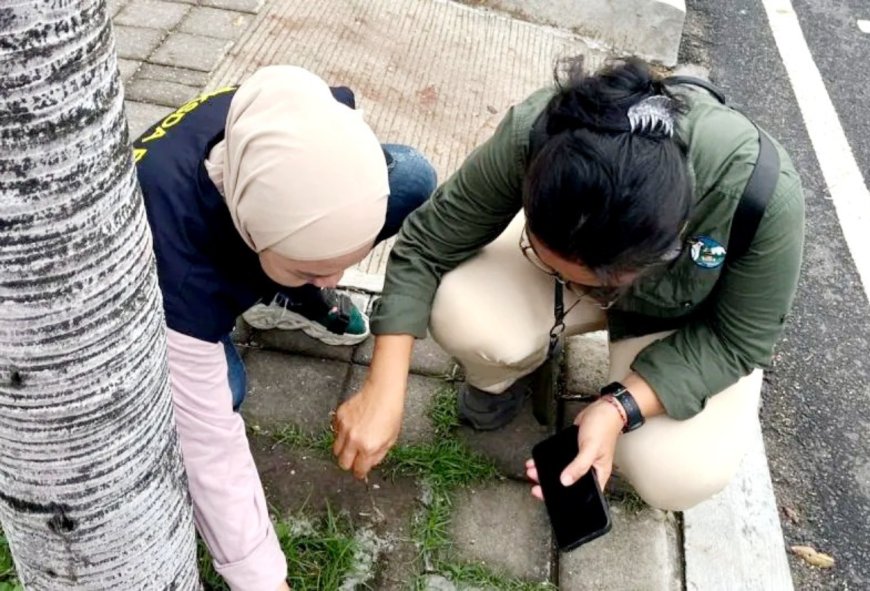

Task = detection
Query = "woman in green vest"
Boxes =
[332,57,804,511]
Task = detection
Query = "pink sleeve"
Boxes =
[165,328,287,591]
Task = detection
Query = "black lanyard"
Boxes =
[548,279,566,357]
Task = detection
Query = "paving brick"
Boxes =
[117,58,141,84]
[564,331,609,396]
[458,400,550,480]
[418,575,458,591]
[450,480,551,582]
[125,77,201,107]
[200,0,264,14]
[150,32,232,72]
[178,6,253,39]
[343,365,437,446]
[135,62,212,87]
[113,25,165,60]
[354,333,455,377]
[242,350,350,434]
[123,100,171,139]
[114,0,191,30]
[251,437,422,590]
[250,328,356,362]
[560,504,681,590]
[107,0,129,18]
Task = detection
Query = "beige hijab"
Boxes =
[204,65,389,261]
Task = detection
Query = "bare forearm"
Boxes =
[367,334,414,392]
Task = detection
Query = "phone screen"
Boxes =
[532,425,611,551]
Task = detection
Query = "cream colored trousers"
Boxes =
[430,215,762,511]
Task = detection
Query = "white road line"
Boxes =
[761,0,870,304]
[858,19,870,33]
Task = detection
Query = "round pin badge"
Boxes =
[690,236,727,269]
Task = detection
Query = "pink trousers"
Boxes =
[166,328,286,590]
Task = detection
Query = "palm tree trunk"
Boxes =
[0,2,200,588]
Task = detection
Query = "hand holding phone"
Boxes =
[531,425,612,551]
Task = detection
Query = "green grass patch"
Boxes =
[382,382,497,489]
[429,382,461,439]
[412,486,453,561]
[383,438,498,489]
[199,507,367,591]
[0,528,21,591]
[269,423,334,453]
[431,562,556,591]
[259,380,530,589]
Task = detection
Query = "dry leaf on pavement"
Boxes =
[790,545,835,568]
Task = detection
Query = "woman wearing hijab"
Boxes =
[133,65,436,590]
[333,58,804,513]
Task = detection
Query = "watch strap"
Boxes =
[600,382,645,432]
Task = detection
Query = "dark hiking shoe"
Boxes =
[457,371,538,431]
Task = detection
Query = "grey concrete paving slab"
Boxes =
[201,0,264,14]
[354,333,455,377]
[564,331,609,396]
[124,77,201,107]
[113,25,165,60]
[205,0,606,287]
[249,328,355,362]
[179,6,253,40]
[150,32,231,72]
[418,575,459,591]
[251,437,421,589]
[450,480,551,582]
[560,504,681,590]
[107,0,129,17]
[114,0,190,30]
[683,420,794,590]
[343,366,437,446]
[468,0,686,66]
[242,350,349,434]
[117,58,141,84]
[123,100,171,138]
[135,63,211,87]
[458,402,550,480]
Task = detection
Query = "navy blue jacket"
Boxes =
[133,86,356,342]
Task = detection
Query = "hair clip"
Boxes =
[627,95,675,138]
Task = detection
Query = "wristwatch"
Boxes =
[600,382,645,433]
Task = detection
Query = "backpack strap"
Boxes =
[662,75,780,263]
[728,126,780,261]
[663,75,728,105]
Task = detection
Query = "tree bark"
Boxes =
[0,2,200,588]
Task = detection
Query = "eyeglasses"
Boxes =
[519,224,623,310]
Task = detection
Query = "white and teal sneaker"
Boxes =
[242,288,370,346]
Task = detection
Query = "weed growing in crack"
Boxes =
[269,423,334,453]
[260,379,551,590]
[199,506,373,590]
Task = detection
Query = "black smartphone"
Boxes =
[532,425,612,551]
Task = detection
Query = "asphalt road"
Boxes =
[681,0,870,589]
